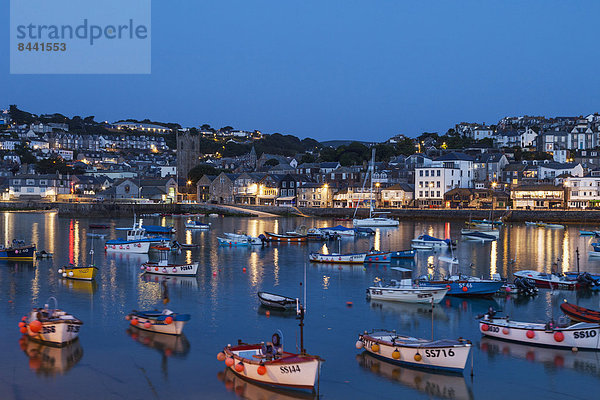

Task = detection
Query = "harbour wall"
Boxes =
[0,201,598,223]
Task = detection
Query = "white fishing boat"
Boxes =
[479,309,600,350]
[356,330,472,372]
[106,218,168,254]
[126,309,191,335]
[320,225,356,237]
[141,248,198,276]
[367,268,448,304]
[352,148,399,228]
[513,270,580,290]
[224,232,264,245]
[19,297,83,346]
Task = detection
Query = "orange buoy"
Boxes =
[125,315,131,321]
[502,328,509,335]
[131,318,139,326]
[554,331,565,342]
[414,353,422,361]
[225,357,234,367]
[165,316,173,324]
[257,365,267,375]
[266,311,270,317]
[217,352,226,361]
[20,326,27,334]
[144,322,152,329]
[392,349,401,359]
[29,320,42,333]
[21,316,27,321]
[481,323,489,332]
[242,267,246,272]
[526,330,535,339]
[346,302,353,307]
[235,362,244,372]
[18,322,25,328]
[371,344,380,352]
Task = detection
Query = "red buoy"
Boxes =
[554,331,565,342]
[502,328,509,335]
[20,326,27,334]
[131,318,139,326]
[257,365,267,375]
[144,322,152,329]
[225,357,234,367]
[243,268,246,272]
[165,316,173,324]
[217,352,226,361]
[235,362,244,372]
[462,286,468,292]
[29,320,42,333]
[18,322,25,328]
[526,330,535,339]
[481,323,489,332]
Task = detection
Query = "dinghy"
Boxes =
[58,264,98,281]
[126,309,190,335]
[462,231,497,242]
[257,292,298,310]
[364,251,393,263]
[545,224,565,229]
[478,309,600,350]
[218,236,251,247]
[513,270,588,290]
[309,251,367,263]
[217,302,323,391]
[356,330,472,372]
[19,297,83,346]
[224,232,264,245]
[560,302,600,324]
[320,225,355,237]
[580,230,597,236]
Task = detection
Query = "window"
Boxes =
[437,191,440,197]
[26,179,35,185]
[39,180,47,186]
[437,170,440,177]
[13,179,21,185]
[290,182,294,187]
[419,191,423,197]
[425,170,429,177]
[437,182,440,188]
[419,170,423,177]
[27,188,34,193]
[282,181,287,188]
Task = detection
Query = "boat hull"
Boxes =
[224,346,320,389]
[364,252,393,263]
[513,270,579,290]
[257,292,298,310]
[390,250,416,259]
[185,223,210,229]
[367,286,448,303]
[59,267,98,281]
[264,232,307,243]
[0,245,36,260]
[358,332,471,372]
[479,318,600,350]
[105,241,151,254]
[218,237,250,246]
[308,252,366,264]
[353,218,399,227]
[128,311,190,335]
[142,262,198,276]
[419,280,503,297]
[560,303,600,324]
[25,317,82,346]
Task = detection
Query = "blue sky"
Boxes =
[1,1,599,141]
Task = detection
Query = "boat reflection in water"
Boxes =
[442,297,500,315]
[218,368,316,400]
[126,327,190,358]
[257,305,297,318]
[19,336,83,376]
[58,278,98,294]
[356,352,473,400]
[480,338,600,378]
[369,300,449,322]
[140,273,199,290]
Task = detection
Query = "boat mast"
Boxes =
[369,147,375,219]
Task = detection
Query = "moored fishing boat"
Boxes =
[141,248,198,276]
[58,264,98,281]
[185,220,211,229]
[356,330,472,372]
[126,309,190,335]
[106,220,169,254]
[367,272,448,304]
[560,302,600,324]
[478,309,600,350]
[461,228,500,238]
[418,276,503,297]
[264,232,308,243]
[19,297,83,346]
[217,301,323,391]
[513,270,593,290]
[0,240,36,260]
[257,292,298,310]
[580,230,597,236]
[320,225,355,237]
[224,232,264,245]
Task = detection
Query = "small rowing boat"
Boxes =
[411,235,454,250]
[185,220,211,229]
[126,309,190,335]
[545,224,564,229]
[560,302,600,324]
[224,232,264,245]
[218,237,251,247]
[356,330,472,372]
[309,251,366,263]
[19,297,83,346]
[479,309,600,350]
[390,249,416,259]
[257,292,298,310]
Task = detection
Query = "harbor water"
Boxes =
[1,211,599,400]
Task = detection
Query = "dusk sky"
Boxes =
[2,1,599,141]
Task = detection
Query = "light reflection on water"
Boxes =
[0,213,599,399]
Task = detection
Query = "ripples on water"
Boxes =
[0,212,599,399]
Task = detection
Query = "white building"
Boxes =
[415,152,474,206]
[564,176,600,208]
[471,127,494,141]
[159,165,177,177]
[537,162,584,180]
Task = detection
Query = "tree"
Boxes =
[187,164,220,184]
[264,158,280,167]
[35,157,75,175]
[300,153,316,163]
[14,142,36,164]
